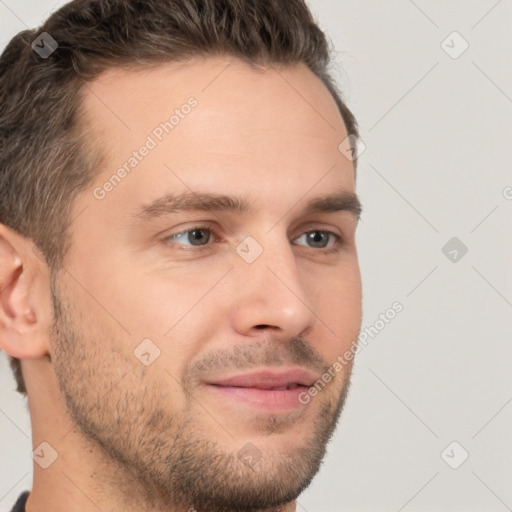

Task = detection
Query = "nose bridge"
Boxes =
[230,230,315,334]
[263,247,306,307]
[253,230,304,293]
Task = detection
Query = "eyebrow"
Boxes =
[133,190,362,222]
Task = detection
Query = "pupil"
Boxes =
[308,231,327,248]
[188,229,210,245]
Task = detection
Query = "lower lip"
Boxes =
[206,384,310,411]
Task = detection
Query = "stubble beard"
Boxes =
[49,276,355,512]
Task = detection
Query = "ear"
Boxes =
[0,223,52,359]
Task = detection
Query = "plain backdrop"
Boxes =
[1,1,511,511]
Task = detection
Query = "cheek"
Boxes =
[102,261,227,369]
[305,262,362,359]
[98,258,213,338]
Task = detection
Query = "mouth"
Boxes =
[204,368,318,411]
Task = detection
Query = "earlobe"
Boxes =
[0,224,52,360]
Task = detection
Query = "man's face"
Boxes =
[50,57,362,511]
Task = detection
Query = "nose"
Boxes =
[229,235,316,339]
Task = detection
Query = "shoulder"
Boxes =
[9,490,30,512]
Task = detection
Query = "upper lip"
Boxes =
[205,368,319,389]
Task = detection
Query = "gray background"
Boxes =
[1,1,511,511]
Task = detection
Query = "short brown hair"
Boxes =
[0,0,359,396]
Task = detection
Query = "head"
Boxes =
[0,1,362,510]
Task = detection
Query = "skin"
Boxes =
[0,56,362,512]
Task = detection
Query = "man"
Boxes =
[0,0,363,511]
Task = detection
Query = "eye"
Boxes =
[163,226,343,253]
[294,230,340,250]
[166,226,213,246]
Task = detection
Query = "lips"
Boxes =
[205,368,318,390]
[204,368,318,411]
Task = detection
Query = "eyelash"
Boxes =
[164,224,344,254]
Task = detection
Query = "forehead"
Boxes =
[81,55,346,134]
[76,56,354,220]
